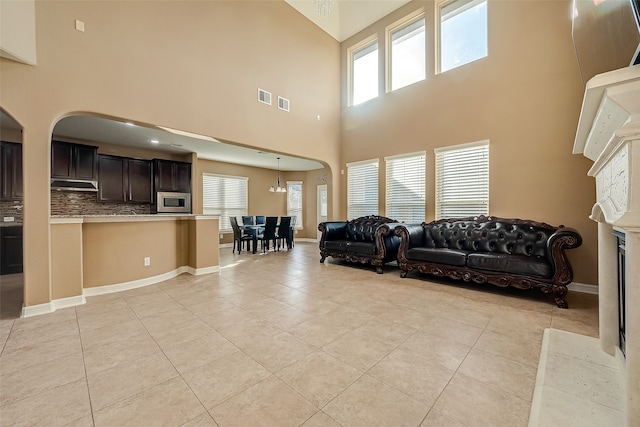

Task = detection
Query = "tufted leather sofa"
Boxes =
[318,215,402,274]
[395,215,582,308]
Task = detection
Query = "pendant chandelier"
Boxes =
[269,157,286,193]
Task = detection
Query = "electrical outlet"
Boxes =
[144,257,151,266]
[219,234,223,240]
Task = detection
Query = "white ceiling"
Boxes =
[285,0,411,42]
[1,1,412,171]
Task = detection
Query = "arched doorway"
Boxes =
[0,109,24,319]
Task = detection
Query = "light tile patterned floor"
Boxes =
[0,242,599,426]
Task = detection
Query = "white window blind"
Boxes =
[435,141,489,219]
[287,181,303,229]
[385,152,426,223]
[347,159,379,219]
[202,173,248,232]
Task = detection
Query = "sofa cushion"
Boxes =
[407,248,468,266]
[347,241,377,256]
[467,253,551,278]
[325,240,349,252]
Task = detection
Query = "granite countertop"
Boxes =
[50,214,217,224]
[0,222,22,228]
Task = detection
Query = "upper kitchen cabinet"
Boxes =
[154,159,191,193]
[51,141,97,181]
[98,155,153,203]
[1,141,23,200]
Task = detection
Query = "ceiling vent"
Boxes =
[278,96,290,112]
[258,88,272,105]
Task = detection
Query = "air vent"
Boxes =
[258,88,272,105]
[278,96,290,112]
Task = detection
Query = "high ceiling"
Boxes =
[1,1,412,171]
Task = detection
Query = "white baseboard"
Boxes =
[21,294,87,318]
[185,265,221,276]
[568,282,599,295]
[83,267,191,297]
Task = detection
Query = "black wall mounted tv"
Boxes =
[572,0,640,84]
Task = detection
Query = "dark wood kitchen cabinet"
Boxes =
[0,226,23,275]
[1,141,23,201]
[98,155,152,203]
[153,159,191,193]
[51,141,97,181]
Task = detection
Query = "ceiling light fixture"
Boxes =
[269,157,287,193]
[314,0,335,16]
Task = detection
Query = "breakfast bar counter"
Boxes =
[45,215,219,314]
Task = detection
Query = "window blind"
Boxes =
[202,173,248,232]
[287,181,303,229]
[435,141,489,219]
[347,159,379,219]
[385,152,426,223]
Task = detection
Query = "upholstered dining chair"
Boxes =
[242,216,254,226]
[276,216,292,250]
[256,216,278,252]
[230,216,253,253]
[255,215,265,225]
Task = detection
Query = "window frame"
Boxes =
[348,35,379,106]
[385,9,426,93]
[436,0,488,74]
[434,140,489,219]
[286,180,303,230]
[384,151,426,223]
[347,158,379,219]
[202,173,248,233]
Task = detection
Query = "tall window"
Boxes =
[389,15,426,91]
[202,173,248,232]
[351,38,379,105]
[347,159,379,219]
[438,0,488,73]
[385,152,426,223]
[435,141,489,219]
[287,181,303,229]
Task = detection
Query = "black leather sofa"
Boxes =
[395,215,582,308]
[318,215,402,274]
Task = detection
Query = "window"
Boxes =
[350,38,379,105]
[202,173,248,233]
[438,0,488,73]
[347,159,379,219]
[435,141,489,219]
[287,181,303,229]
[389,15,426,91]
[385,152,426,223]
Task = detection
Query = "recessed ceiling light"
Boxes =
[150,139,159,144]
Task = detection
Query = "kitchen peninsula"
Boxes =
[41,214,219,317]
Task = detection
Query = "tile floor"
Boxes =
[0,242,599,426]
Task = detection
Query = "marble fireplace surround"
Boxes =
[529,65,640,427]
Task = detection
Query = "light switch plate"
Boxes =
[75,19,85,32]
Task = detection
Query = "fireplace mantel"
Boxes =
[573,64,640,426]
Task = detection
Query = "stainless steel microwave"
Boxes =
[156,192,191,213]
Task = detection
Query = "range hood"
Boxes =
[50,178,98,192]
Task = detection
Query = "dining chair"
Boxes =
[289,215,296,248]
[276,216,292,251]
[256,216,278,252]
[230,216,253,253]
[242,216,254,226]
[255,215,265,225]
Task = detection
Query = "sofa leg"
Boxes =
[320,255,326,263]
[400,270,408,278]
[552,284,569,309]
[375,265,383,274]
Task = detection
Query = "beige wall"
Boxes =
[51,222,83,299]
[0,1,340,306]
[338,0,597,285]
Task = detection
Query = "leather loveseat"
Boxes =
[395,215,582,308]
[318,215,402,274]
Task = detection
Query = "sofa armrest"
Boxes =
[546,226,582,285]
[394,223,425,249]
[318,221,347,243]
[377,222,404,254]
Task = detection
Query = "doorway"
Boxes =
[317,184,327,240]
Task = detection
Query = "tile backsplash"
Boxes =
[51,191,152,216]
[0,200,23,223]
